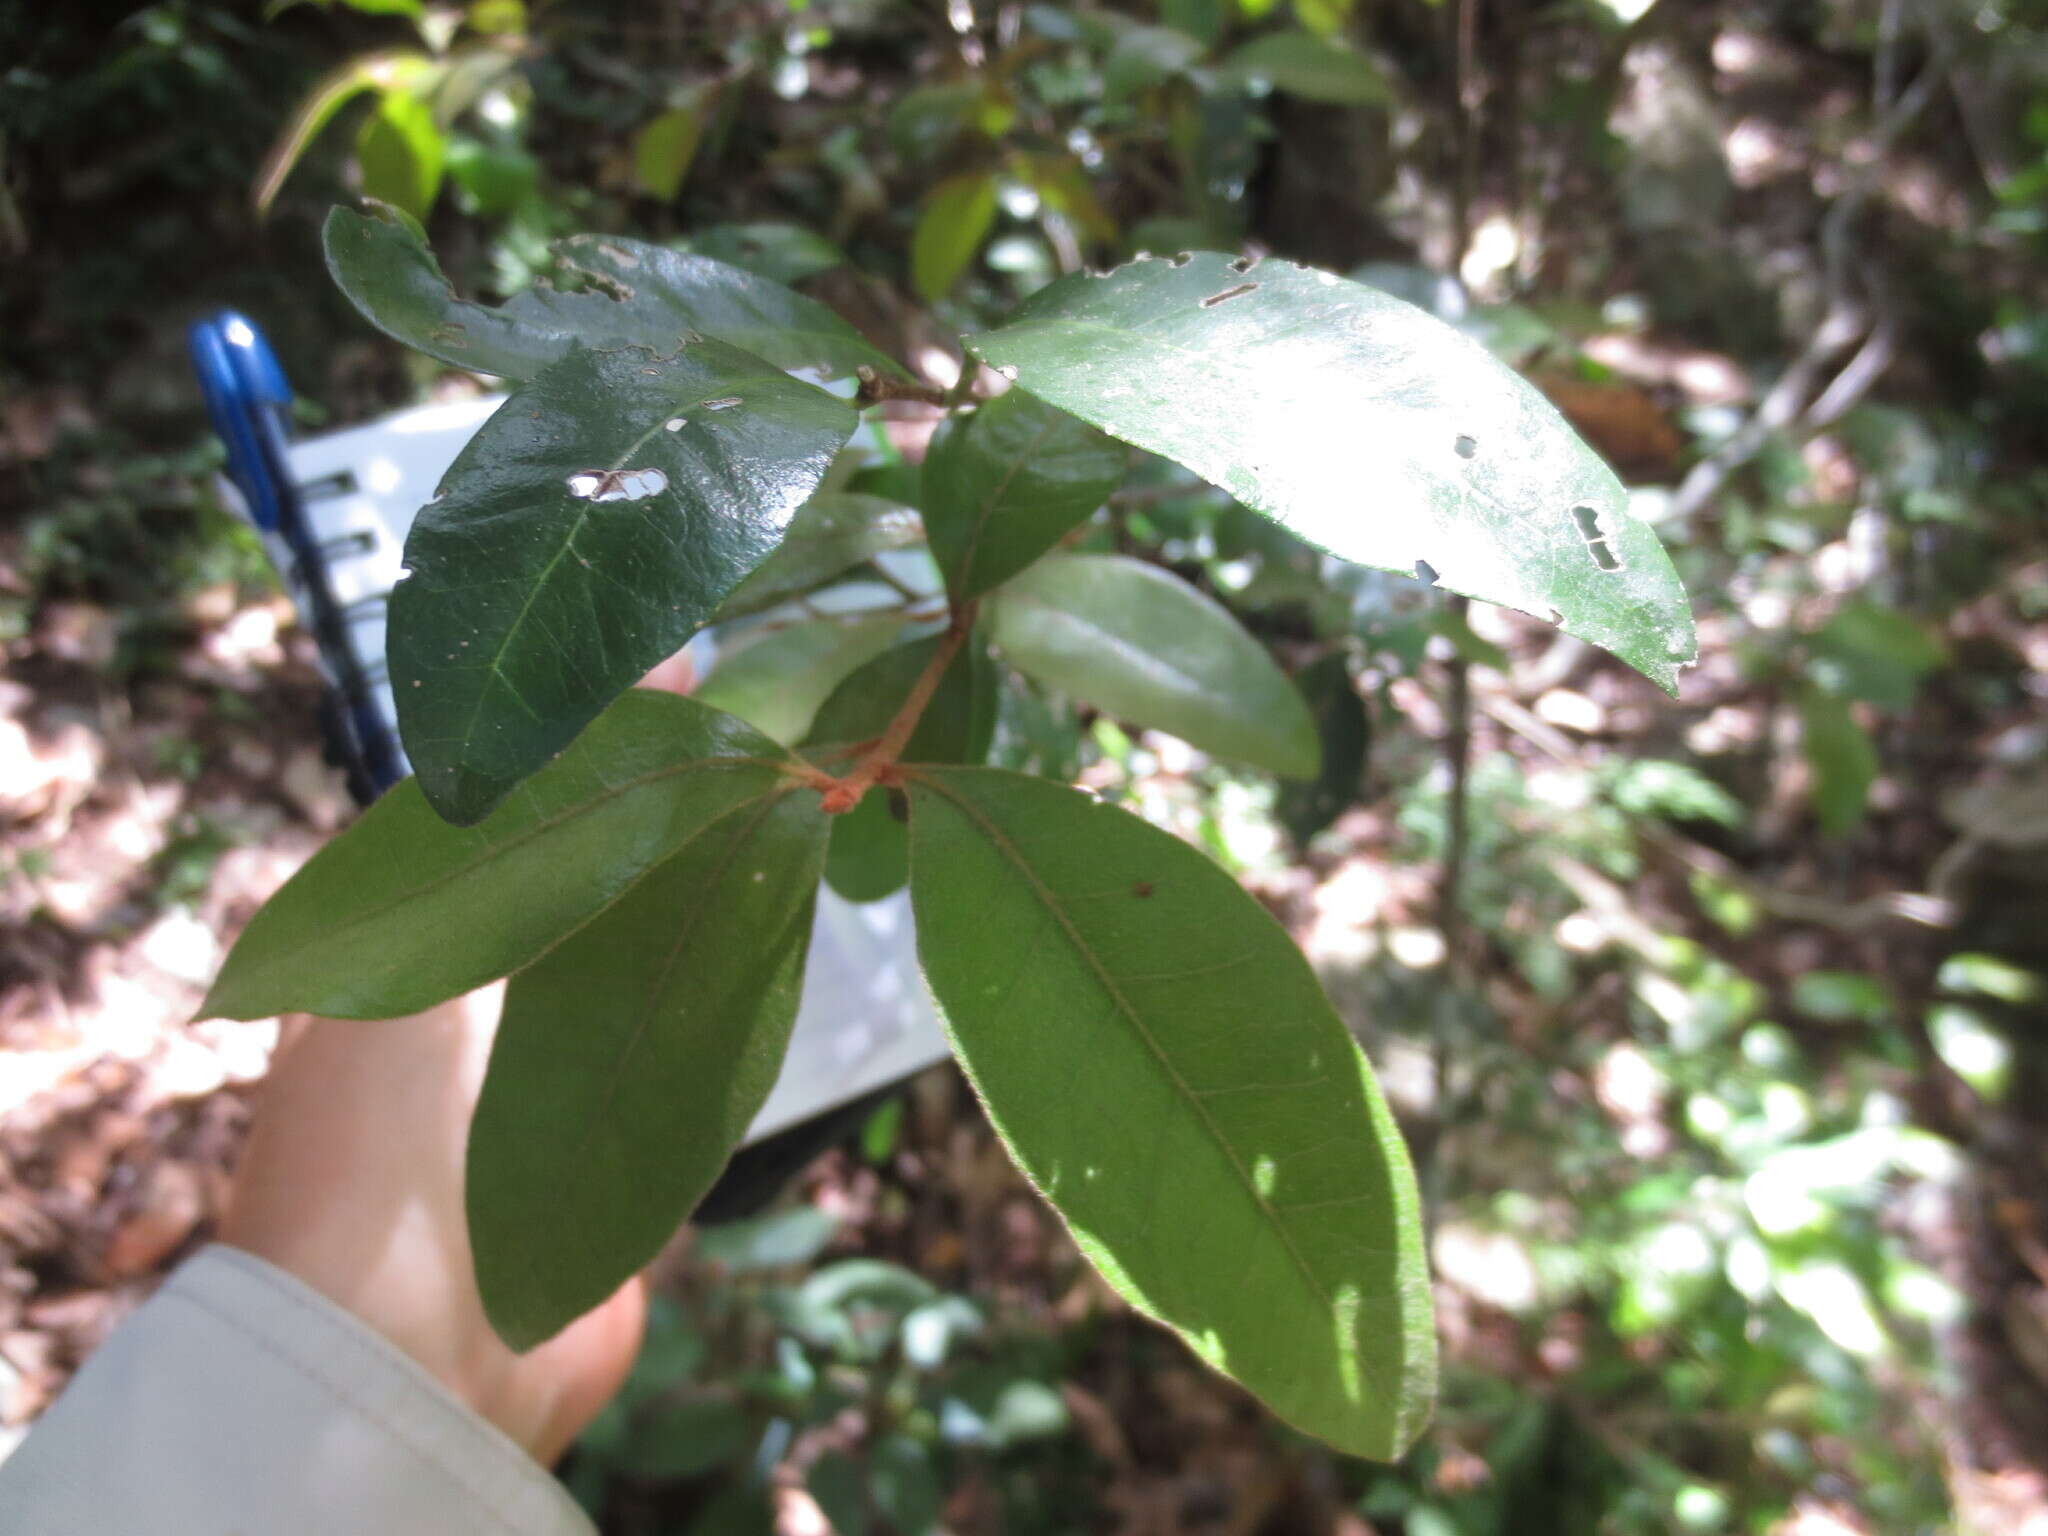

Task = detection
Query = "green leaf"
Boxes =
[633,104,704,201]
[202,692,788,1021]
[1161,0,1227,46]
[870,1435,940,1536]
[965,255,1696,693]
[614,1398,753,1481]
[695,613,906,746]
[694,1205,841,1273]
[985,553,1319,777]
[912,172,999,303]
[1806,599,1945,709]
[1799,686,1877,838]
[824,786,911,902]
[715,494,926,620]
[806,1455,869,1536]
[905,768,1435,1459]
[390,341,857,824]
[468,790,829,1348]
[889,83,987,160]
[804,632,1001,765]
[1222,31,1386,104]
[1277,652,1369,847]
[324,205,901,381]
[356,89,446,223]
[684,223,847,285]
[1103,25,1206,103]
[445,137,538,216]
[254,53,435,216]
[923,390,1127,601]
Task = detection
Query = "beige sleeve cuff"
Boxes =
[0,1244,597,1536]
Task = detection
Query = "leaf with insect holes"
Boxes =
[985,554,1319,777]
[965,254,1696,692]
[468,789,829,1349]
[324,204,902,381]
[391,340,856,824]
[202,692,793,1022]
[906,768,1436,1459]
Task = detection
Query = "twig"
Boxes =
[855,366,951,409]
[815,603,977,812]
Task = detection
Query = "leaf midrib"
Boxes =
[449,364,812,770]
[516,787,800,1313]
[908,770,1335,1313]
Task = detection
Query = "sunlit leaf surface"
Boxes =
[966,254,1696,692]
[908,768,1435,1459]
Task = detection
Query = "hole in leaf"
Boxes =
[1200,283,1260,308]
[1571,505,1623,571]
[665,417,687,431]
[702,397,742,412]
[1228,255,1257,274]
[1167,252,1192,267]
[1454,435,1477,459]
[566,467,669,502]
[1414,560,1439,584]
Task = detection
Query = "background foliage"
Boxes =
[5,0,2048,1532]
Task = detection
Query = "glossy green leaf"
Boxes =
[985,553,1318,777]
[715,494,926,620]
[906,768,1436,1459]
[202,692,789,1021]
[324,204,901,381]
[923,390,1127,601]
[1800,686,1877,838]
[632,104,703,201]
[695,613,905,746]
[390,341,857,823]
[356,90,446,222]
[1221,31,1387,105]
[684,223,847,285]
[912,172,999,303]
[468,790,828,1349]
[965,254,1696,693]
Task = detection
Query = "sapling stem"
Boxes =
[801,601,979,813]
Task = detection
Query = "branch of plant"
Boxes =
[794,601,979,813]
[855,366,952,409]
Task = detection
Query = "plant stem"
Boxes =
[855,366,951,409]
[815,604,977,813]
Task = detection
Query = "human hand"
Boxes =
[220,986,647,1465]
